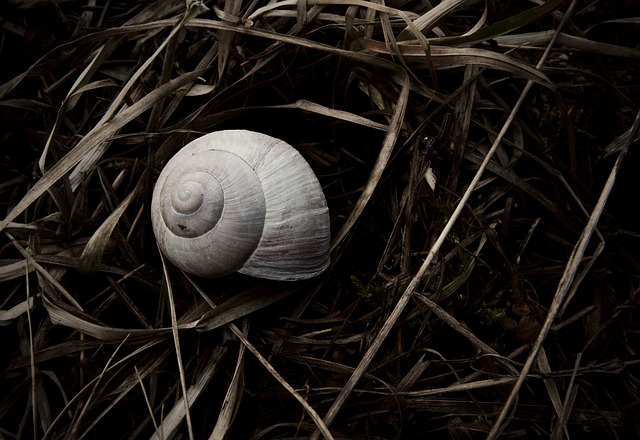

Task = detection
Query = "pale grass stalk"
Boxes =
[26,260,37,440]
[208,321,247,439]
[159,252,194,440]
[135,366,159,432]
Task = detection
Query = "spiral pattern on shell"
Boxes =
[151,130,330,280]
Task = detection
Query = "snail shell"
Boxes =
[151,130,330,280]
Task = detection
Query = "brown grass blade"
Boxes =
[537,348,567,434]
[425,0,571,46]
[363,40,554,87]
[217,0,241,78]
[194,281,301,331]
[494,30,640,59]
[78,186,138,274]
[293,99,389,131]
[209,322,247,439]
[160,252,195,440]
[0,68,205,234]
[41,294,173,341]
[0,297,34,326]
[397,0,478,40]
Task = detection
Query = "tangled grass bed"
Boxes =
[1,0,639,438]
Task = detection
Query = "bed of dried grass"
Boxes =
[1,0,639,438]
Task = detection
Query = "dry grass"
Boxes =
[1,0,639,438]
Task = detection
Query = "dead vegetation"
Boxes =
[1,0,639,438]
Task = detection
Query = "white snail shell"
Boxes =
[151,130,330,280]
